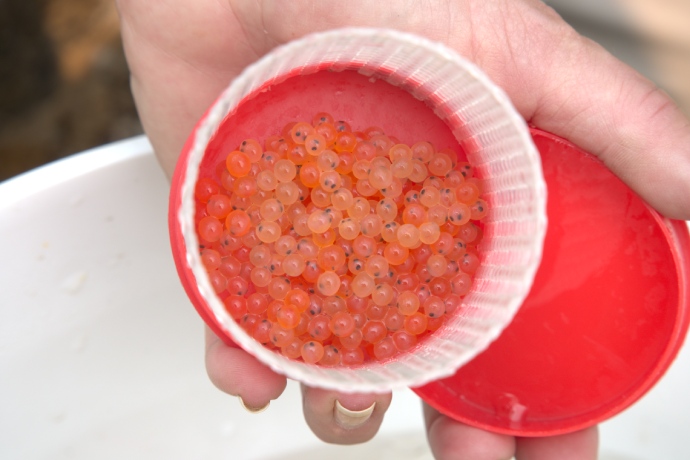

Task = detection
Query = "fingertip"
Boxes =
[205,326,287,408]
[424,404,515,460]
[333,399,376,429]
[531,34,690,220]
[238,396,271,414]
[515,425,599,460]
[301,385,392,445]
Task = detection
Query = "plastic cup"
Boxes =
[169,28,547,393]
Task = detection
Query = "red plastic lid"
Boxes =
[414,129,690,436]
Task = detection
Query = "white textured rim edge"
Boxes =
[178,28,547,393]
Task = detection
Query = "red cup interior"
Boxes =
[414,129,690,436]
[170,69,469,347]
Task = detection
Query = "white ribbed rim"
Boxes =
[177,28,547,393]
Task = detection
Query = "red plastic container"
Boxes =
[169,29,689,435]
[168,33,548,394]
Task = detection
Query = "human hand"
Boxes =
[117,0,690,458]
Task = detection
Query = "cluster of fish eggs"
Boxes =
[194,112,487,366]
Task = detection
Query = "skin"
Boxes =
[116,1,690,458]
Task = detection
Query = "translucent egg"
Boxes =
[274,159,297,183]
[256,221,282,243]
[331,188,355,211]
[317,271,341,296]
[307,211,332,234]
[260,198,284,221]
[275,182,300,205]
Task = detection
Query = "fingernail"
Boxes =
[238,396,270,414]
[334,400,376,429]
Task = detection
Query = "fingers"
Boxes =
[424,404,516,460]
[478,1,690,220]
[205,326,287,411]
[300,385,392,444]
[515,426,599,460]
[423,403,598,460]
[527,27,690,220]
[206,322,391,443]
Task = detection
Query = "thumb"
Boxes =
[528,32,690,220]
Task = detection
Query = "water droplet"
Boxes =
[494,393,527,425]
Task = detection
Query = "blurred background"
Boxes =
[0,0,688,182]
[0,0,141,182]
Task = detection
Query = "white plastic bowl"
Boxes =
[1,137,689,459]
